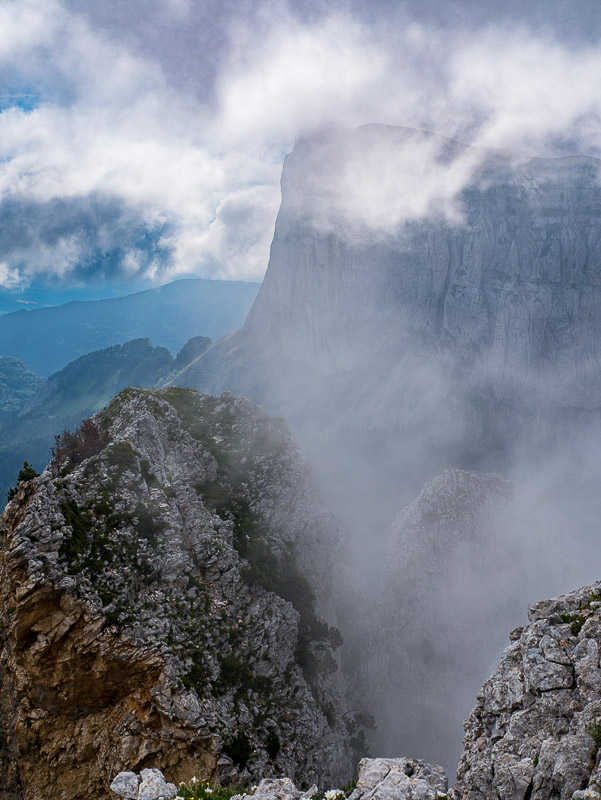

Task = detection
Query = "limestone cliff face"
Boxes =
[177,124,601,439]
[455,581,601,800]
[175,124,601,597]
[0,388,353,799]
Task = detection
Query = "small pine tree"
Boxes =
[7,462,40,503]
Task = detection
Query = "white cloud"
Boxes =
[448,29,601,154]
[1,1,601,285]
[213,14,390,146]
[0,261,26,289]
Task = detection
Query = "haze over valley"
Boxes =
[2,2,601,799]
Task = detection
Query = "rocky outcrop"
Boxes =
[0,387,353,799]
[349,758,447,800]
[110,758,448,800]
[111,769,176,800]
[455,581,601,800]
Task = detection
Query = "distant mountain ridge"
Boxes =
[0,356,45,416]
[0,277,259,377]
[0,336,211,501]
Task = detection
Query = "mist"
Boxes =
[175,114,601,777]
[4,0,601,785]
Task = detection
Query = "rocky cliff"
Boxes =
[176,124,601,460]
[455,580,601,800]
[0,387,354,799]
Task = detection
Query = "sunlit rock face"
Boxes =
[0,388,353,799]
[455,580,601,800]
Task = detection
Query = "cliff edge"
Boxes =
[0,388,353,799]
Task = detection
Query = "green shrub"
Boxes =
[106,441,138,472]
[560,612,586,635]
[132,502,165,544]
[223,731,253,769]
[216,655,273,698]
[181,648,209,691]
[266,730,281,760]
[140,459,160,487]
[59,500,94,561]
[588,721,601,754]
[6,461,39,502]
[176,779,241,800]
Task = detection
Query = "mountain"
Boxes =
[173,125,601,765]
[0,356,44,417]
[0,388,354,798]
[0,278,259,377]
[0,337,211,502]
[177,126,601,478]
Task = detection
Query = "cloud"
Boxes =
[1,1,601,285]
[0,0,282,284]
[0,261,26,289]
[212,13,390,146]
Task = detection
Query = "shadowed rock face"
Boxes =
[0,388,353,799]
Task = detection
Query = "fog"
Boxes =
[177,120,601,776]
[5,0,601,783]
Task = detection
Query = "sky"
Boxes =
[1,0,601,302]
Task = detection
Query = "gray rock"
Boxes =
[249,778,303,800]
[455,581,601,800]
[138,768,177,800]
[348,757,447,800]
[0,388,353,796]
[110,771,140,798]
[232,761,447,800]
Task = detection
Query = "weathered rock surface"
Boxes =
[137,769,177,800]
[111,758,448,800]
[232,777,317,800]
[0,387,353,799]
[348,758,447,800]
[455,581,601,800]
[176,124,601,485]
[110,768,176,799]
[110,772,140,798]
